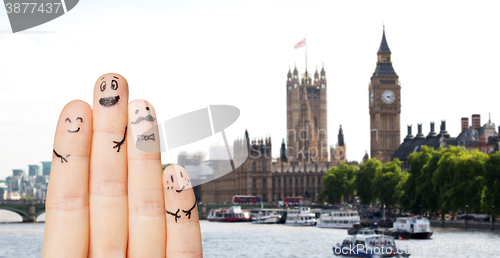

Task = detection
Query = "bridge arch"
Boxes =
[0,207,30,222]
[35,209,46,219]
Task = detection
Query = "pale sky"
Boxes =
[1,1,500,179]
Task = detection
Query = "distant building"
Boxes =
[28,165,40,176]
[4,162,50,200]
[392,121,452,170]
[369,27,401,163]
[451,114,499,154]
[41,162,51,176]
[392,114,500,170]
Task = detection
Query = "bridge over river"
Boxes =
[0,202,45,222]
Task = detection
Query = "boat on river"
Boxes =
[252,210,282,224]
[333,228,411,257]
[207,206,252,222]
[316,210,360,229]
[392,216,433,239]
[285,207,317,226]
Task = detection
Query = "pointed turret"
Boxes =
[314,66,319,81]
[338,125,345,146]
[377,26,392,55]
[280,138,288,162]
[371,26,398,79]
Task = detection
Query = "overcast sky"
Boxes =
[1,1,499,179]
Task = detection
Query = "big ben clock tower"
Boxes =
[368,27,401,163]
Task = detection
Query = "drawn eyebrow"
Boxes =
[65,118,71,122]
[76,117,83,122]
[171,175,174,183]
[180,171,183,177]
[101,77,104,80]
[113,76,119,79]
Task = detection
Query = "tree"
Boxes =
[483,151,500,215]
[415,146,439,213]
[355,158,381,205]
[401,146,433,214]
[321,163,357,204]
[372,159,407,207]
[433,146,487,214]
[451,150,487,213]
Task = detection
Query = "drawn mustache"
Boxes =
[131,115,156,125]
[99,95,120,107]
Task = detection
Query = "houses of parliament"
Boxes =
[189,28,401,203]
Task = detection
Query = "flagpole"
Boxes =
[305,34,307,80]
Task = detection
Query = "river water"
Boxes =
[1,211,499,257]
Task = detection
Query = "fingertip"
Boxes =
[54,100,92,155]
[128,99,160,154]
[93,73,129,111]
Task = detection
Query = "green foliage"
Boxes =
[415,146,439,213]
[483,151,500,214]
[372,159,407,207]
[401,146,433,213]
[321,163,357,204]
[355,158,381,205]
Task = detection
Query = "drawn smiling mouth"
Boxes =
[176,186,185,193]
[99,95,120,107]
[67,127,80,133]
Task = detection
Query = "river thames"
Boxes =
[1,211,499,257]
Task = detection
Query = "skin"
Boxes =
[42,73,203,258]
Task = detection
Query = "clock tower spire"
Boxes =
[368,27,401,163]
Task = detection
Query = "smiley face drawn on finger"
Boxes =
[164,169,191,193]
[131,106,156,125]
[65,117,83,133]
[98,76,121,107]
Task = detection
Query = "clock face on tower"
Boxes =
[370,91,373,105]
[381,90,395,104]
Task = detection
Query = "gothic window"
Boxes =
[252,161,256,172]
[263,178,267,189]
[262,161,267,172]
[295,178,298,187]
[252,178,256,189]
[314,117,318,127]
[278,179,281,188]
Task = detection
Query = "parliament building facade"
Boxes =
[191,29,397,203]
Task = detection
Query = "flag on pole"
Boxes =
[294,38,306,49]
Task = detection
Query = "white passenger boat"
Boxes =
[285,207,317,226]
[333,229,411,257]
[393,216,433,239]
[316,210,360,228]
[252,210,282,224]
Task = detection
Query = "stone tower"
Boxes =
[286,64,328,163]
[368,27,401,163]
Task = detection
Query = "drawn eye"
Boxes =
[135,109,139,114]
[76,117,83,122]
[65,118,71,123]
[111,80,118,90]
[146,107,150,111]
[100,81,106,92]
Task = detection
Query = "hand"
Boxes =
[42,73,202,258]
